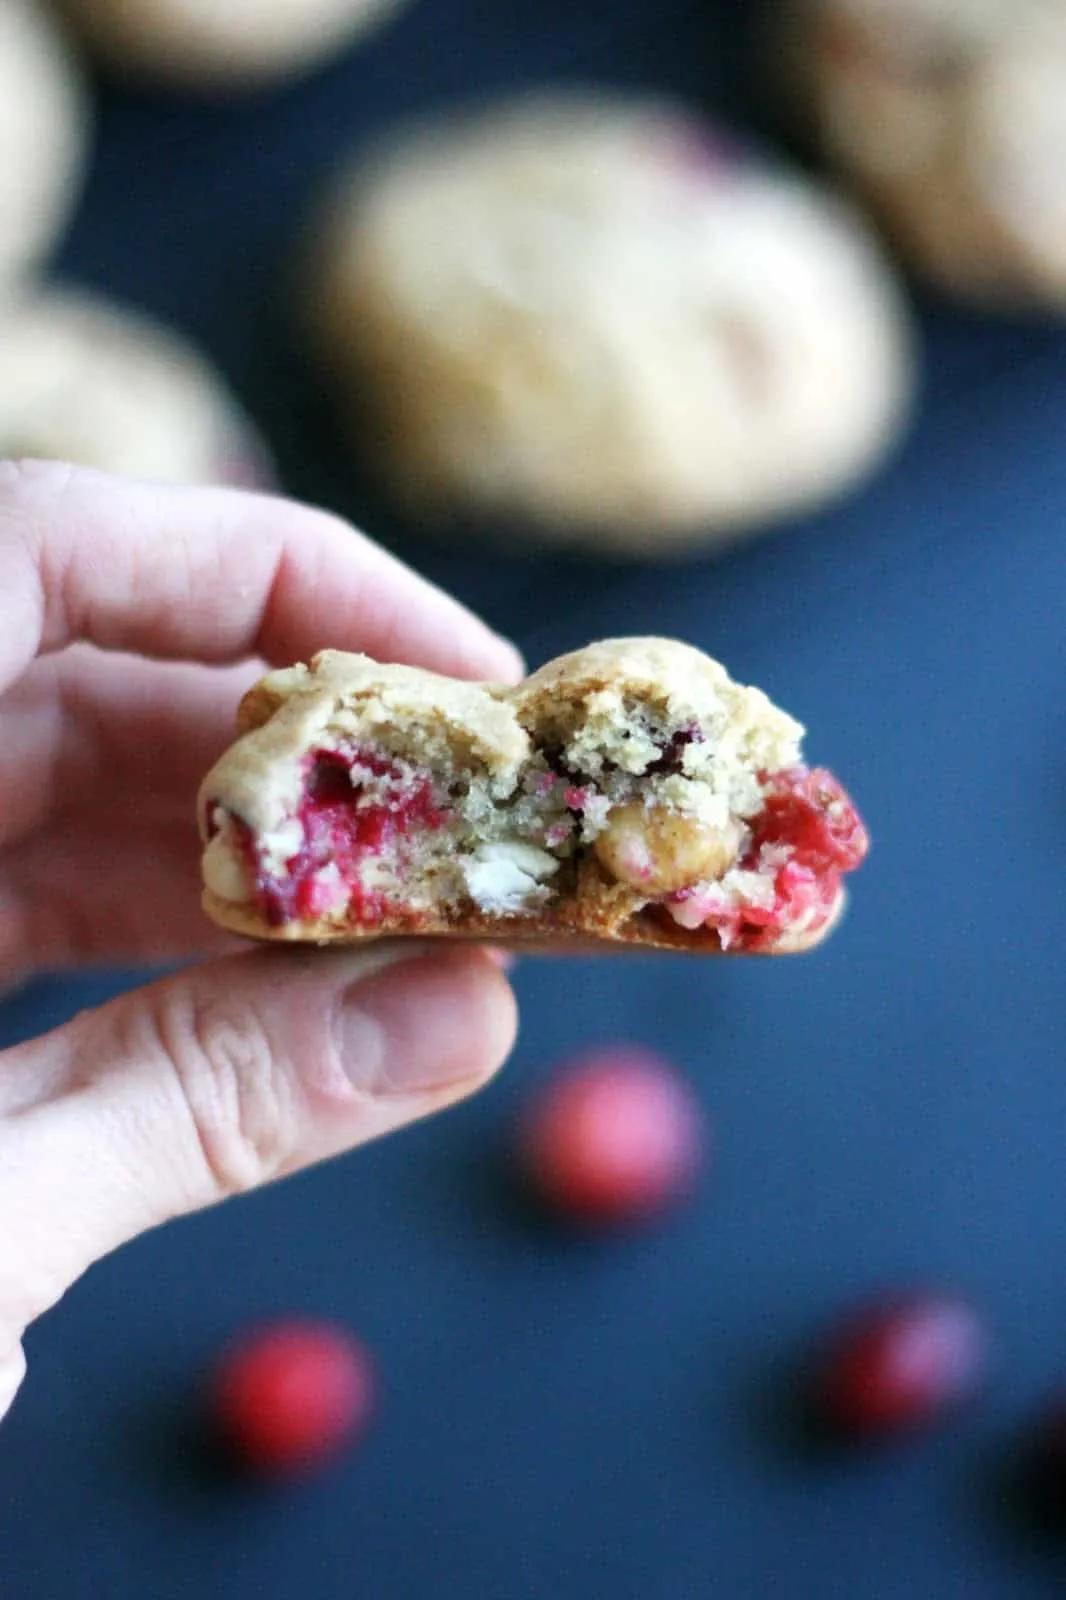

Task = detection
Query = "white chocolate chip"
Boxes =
[202,832,252,904]
[462,840,560,914]
[258,817,305,876]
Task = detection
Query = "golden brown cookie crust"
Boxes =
[202,884,845,954]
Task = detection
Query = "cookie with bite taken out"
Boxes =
[199,639,868,954]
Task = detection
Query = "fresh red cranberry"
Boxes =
[754,766,869,873]
[518,1048,705,1226]
[671,763,868,952]
[210,1320,375,1474]
[810,1293,988,1437]
[237,745,445,928]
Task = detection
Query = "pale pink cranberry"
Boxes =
[210,1320,375,1474]
[518,1048,706,1227]
[665,883,733,933]
[810,1292,988,1437]
[756,766,869,874]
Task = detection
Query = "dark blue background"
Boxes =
[2,1,1064,1595]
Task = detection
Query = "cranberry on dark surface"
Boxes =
[810,1292,988,1439]
[210,1320,375,1475]
[518,1047,706,1227]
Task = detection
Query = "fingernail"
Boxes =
[335,948,514,1096]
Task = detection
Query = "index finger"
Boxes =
[0,461,523,693]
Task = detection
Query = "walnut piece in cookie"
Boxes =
[198,638,869,955]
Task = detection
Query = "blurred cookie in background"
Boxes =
[309,93,914,557]
[0,288,273,487]
[0,1,89,286]
[56,0,409,90]
[797,0,1066,309]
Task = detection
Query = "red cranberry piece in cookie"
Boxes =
[518,1047,706,1227]
[670,762,868,952]
[810,1292,988,1438]
[210,1320,375,1474]
[243,746,444,929]
[754,766,869,873]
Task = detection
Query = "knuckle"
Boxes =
[0,460,81,632]
[155,989,294,1198]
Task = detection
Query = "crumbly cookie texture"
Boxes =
[199,639,869,955]
[0,289,272,488]
[799,0,1066,307]
[57,0,407,89]
[0,2,88,286]
[310,92,913,553]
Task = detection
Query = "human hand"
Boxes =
[0,461,521,1421]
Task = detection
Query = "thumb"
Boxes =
[0,944,515,1413]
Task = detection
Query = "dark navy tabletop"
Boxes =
[2,1,1065,1596]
